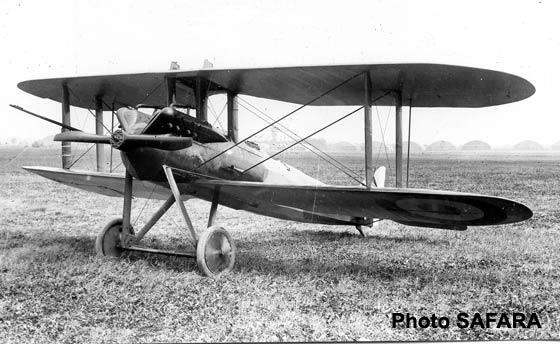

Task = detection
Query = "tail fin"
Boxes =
[361,166,386,188]
[373,166,386,188]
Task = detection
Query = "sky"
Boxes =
[1,0,558,147]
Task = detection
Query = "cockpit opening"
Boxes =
[115,105,229,144]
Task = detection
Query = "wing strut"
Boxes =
[62,84,72,169]
[95,96,106,172]
[395,91,403,187]
[406,98,413,187]
[364,72,374,188]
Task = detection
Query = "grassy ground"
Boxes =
[0,146,559,342]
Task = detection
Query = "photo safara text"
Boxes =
[392,312,542,329]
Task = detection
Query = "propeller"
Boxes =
[54,130,192,151]
[10,104,192,151]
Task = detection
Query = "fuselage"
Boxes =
[121,140,324,186]
[116,107,363,225]
[119,140,365,226]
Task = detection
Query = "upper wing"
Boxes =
[17,63,534,110]
[22,166,173,200]
[188,179,532,228]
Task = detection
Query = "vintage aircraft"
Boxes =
[13,63,535,277]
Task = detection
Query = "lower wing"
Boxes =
[189,179,532,228]
[22,166,173,200]
[24,166,532,229]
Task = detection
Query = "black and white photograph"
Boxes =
[0,0,558,342]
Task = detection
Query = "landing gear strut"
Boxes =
[95,165,236,277]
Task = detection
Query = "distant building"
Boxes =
[400,141,424,153]
[426,140,456,152]
[329,141,360,152]
[461,140,491,151]
[513,140,544,151]
[551,141,560,151]
[356,141,394,153]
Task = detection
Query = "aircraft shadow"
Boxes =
[291,229,450,245]
[3,228,462,281]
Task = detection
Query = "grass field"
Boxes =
[1,146,559,342]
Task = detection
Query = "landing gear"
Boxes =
[196,226,236,277]
[355,225,366,237]
[95,166,236,277]
[355,217,380,237]
[95,218,125,257]
[95,218,134,257]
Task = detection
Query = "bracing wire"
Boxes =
[237,96,363,171]
[236,97,365,184]
[101,100,121,132]
[67,113,90,164]
[237,99,363,181]
[208,97,227,129]
[112,161,123,171]
[243,106,365,174]
[196,71,366,170]
[212,102,227,127]
[5,146,28,167]
[86,108,111,133]
[207,97,217,117]
[63,88,108,168]
[133,184,158,226]
[374,104,392,171]
[67,87,112,134]
[139,80,164,105]
[68,143,95,169]
[68,88,114,168]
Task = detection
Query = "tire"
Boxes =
[95,218,126,257]
[196,226,236,278]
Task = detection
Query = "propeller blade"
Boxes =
[54,131,111,144]
[110,132,192,151]
[53,130,192,151]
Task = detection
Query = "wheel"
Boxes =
[196,226,236,278]
[95,218,132,257]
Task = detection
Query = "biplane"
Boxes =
[13,63,535,277]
